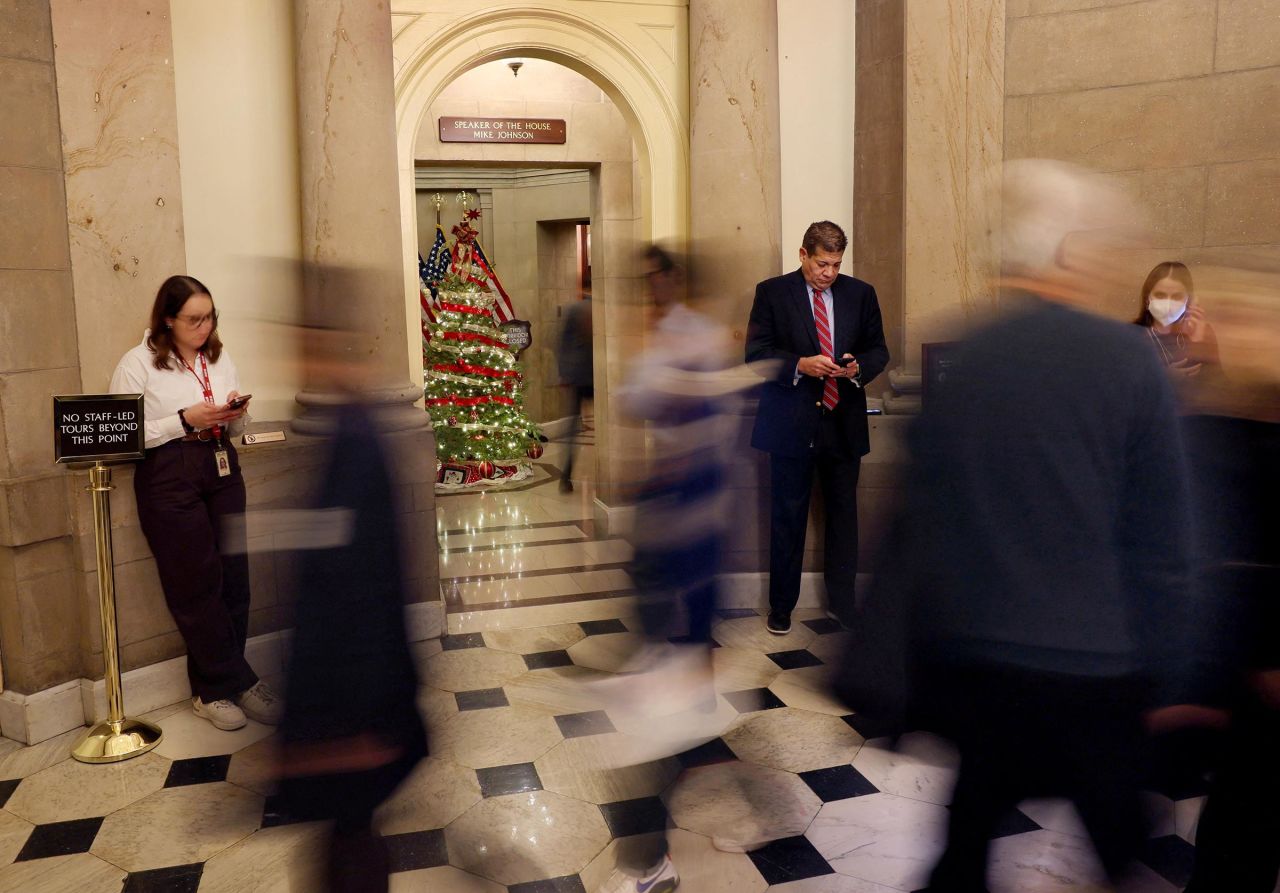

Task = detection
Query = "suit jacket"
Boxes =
[745,269,889,457]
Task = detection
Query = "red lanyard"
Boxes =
[179,352,221,439]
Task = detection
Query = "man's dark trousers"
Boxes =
[768,407,860,621]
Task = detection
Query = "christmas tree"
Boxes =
[423,214,544,488]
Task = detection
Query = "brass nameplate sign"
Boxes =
[242,431,287,445]
[53,394,145,464]
[439,117,566,144]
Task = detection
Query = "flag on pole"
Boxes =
[473,240,517,323]
[420,225,451,341]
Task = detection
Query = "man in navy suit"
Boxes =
[746,221,889,634]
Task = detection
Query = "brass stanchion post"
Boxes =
[71,461,163,762]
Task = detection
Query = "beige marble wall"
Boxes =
[902,0,1004,370]
[0,1,83,695]
[689,0,783,333]
[852,0,905,398]
[49,0,189,393]
[1006,0,1280,313]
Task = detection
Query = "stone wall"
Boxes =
[1006,0,1280,310]
[0,0,84,695]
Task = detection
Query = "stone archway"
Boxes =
[391,4,689,506]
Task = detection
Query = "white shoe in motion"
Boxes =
[192,696,247,731]
[636,854,679,893]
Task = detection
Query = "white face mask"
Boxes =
[1148,297,1187,327]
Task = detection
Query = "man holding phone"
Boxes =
[745,221,889,633]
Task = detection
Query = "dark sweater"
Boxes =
[907,297,1197,698]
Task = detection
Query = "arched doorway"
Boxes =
[392,5,689,508]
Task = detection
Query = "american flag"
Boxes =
[473,240,518,323]
[419,225,451,341]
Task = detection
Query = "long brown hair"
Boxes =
[145,275,223,370]
[1134,261,1194,327]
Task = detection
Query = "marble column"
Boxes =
[291,0,438,624]
[689,0,783,324]
[689,0,782,574]
[292,0,425,432]
[885,0,1003,409]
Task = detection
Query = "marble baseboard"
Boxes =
[538,415,577,440]
[1,601,445,747]
[593,497,634,538]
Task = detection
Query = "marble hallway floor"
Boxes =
[0,433,1237,893]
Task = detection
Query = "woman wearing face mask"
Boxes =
[1134,261,1219,377]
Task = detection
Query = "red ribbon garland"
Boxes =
[439,301,490,316]
[440,330,507,349]
[425,395,516,407]
[432,361,520,378]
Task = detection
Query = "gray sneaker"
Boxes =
[192,696,247,731]
[237,681,283,725]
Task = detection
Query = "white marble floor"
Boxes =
[0,434,1234,892]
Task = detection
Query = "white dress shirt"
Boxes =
[109,333,249,448]
[793,284,836,385]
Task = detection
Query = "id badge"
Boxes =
[214,449,231,478]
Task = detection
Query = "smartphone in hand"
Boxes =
[226,394,252,411]
[836,356,858,367]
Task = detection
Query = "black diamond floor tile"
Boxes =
[990,808,1041,839]
[676,738,738,769]
[599,797,668,838]
[801,617,845,635]
[579,619,628,636]
[441,633,486,651]
[386,828,448,873]
[554,710,615,739]
[724,688,786,714]
[1139,834,1197,888]
[842,713,902,741]
[260,793,304,829]
[477,763,542,798]
[766,649,824,670]
[455,688,510,711]
[164,754,232,788]
[799,764,878,802]
[122,863,204,893]
[0,778,20,809]
[747,835,836,885]
[14,816,104,862]
[525,650,575,670]
[508,875,587,893]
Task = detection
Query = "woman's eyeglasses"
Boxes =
[176,312,218,328]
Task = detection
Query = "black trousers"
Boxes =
[925,661,1148,892]
[768,412,860,618]
[134,439,257,702]
[1184,693,1280,893]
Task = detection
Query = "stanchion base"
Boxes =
[71,717,164,764]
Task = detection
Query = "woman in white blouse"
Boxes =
[110,275,280,731]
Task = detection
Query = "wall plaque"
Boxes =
[439,117,566,144]
[53,394,146,464]
[499,319,533,357]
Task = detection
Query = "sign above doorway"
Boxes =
[439,117,566,144]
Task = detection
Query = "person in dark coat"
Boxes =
[745,221,889,633]
[277,326,427,893]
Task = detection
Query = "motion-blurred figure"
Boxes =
[277,324,427,893]
[557,286,593,492]
[1179,271,1280,892]
[607,245,770,892]
[898,161,1205,892]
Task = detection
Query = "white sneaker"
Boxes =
[636,855,678,893]
[236,681,283,725]
[193,696,247,730]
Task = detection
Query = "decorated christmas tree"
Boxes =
[422,213,543,488]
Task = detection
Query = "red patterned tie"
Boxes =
[812,289,839,410]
